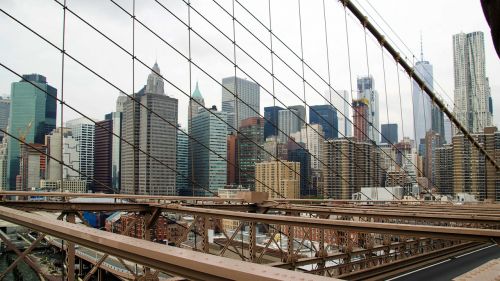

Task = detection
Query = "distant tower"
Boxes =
[121,62,178,195]
[221,77,260,133]
[7,74,57,189]
[263,106,284,139]
[453,31,492,133]
[0,97,10,142]
[357,76,379,143]
[309,104,338,139]
[66,117,95,189]
[191,106,227,195]
[352,98,369,142]
[189,82,205,122]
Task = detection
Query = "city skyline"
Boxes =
[1,0,498,141]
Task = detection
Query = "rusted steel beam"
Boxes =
[0,206,333,281]
[160,205,500,242]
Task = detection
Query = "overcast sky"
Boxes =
[0,0,498,140]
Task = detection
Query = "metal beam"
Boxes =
[0,201,150,212]
[0,206,334,281]
[265,205,500,224]
[0,191,244,202]
[160,205,500,242]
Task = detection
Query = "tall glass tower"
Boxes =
[7,74,56,189]
[221,77,260,134]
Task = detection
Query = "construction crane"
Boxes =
[17,120,32,144]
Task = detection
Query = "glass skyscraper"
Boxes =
[7,74,56,189]
[191,106,227,196]
[309,104,338,139]
[263,106,283,140]
[221,76,260,134]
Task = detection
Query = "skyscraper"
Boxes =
[226,132,238,186]
[106,111,122,191]
[121,62,178,195]
[239,117,264,190]
[0,97,10,142]
[278,109,300,143]
[176,127,188,196]
[412,58,434,151]
[288,105,306,129]
[93,118,112,193]
[45,127,80,181]
[453,31,492,133]
[66,117,95,189]
[352,98,369,142]
[189,82,205,122]
[291,123,324,171]
[287,141,311,198]
[357,76,379,143]
[309,104,338,139]
[264,106,284,139]
[327,89,351,137]
[322,138,382,199]
[381,123,398,144]
[221,77,260,133]
[191,106,227,196]
[7,74,57,189]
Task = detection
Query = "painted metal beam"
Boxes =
[160,205,500,242]
[0,206,334,281]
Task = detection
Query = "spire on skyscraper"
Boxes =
[146,62,165,95]
[420,31,424,61]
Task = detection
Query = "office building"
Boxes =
[444,115,452,144]
[221,77,260,133]
[226,132,238,186]
[45,128,80,181]
[322,138,382,199]
[327,89,351,137]
[106,111,122,191]
[352,98,369,142]
[278,109,300,143]
[357,76,379,143]
[288,105,306,129]
[381,123,398,144]
[262,136,288,162]
[191,106,227,196]
[434,144,454,196]
[66,117,95,188]
[453,31,492,133]
[264,106,284,139]
[121,62,178,195]
[17,143,46,191]
[287,141,311,197]
[94,118,113,193]
[189,82,205,122]
[291,123,324,171]
[0,137,8,189]
[176,127,188,196]
[0,97,10,142]
[7,74,57,189]
[255,160,300,199]
[239,117,264,190]
[412,58,433,150]
[309,104,338,139]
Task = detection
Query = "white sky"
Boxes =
[0,0,498,140]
